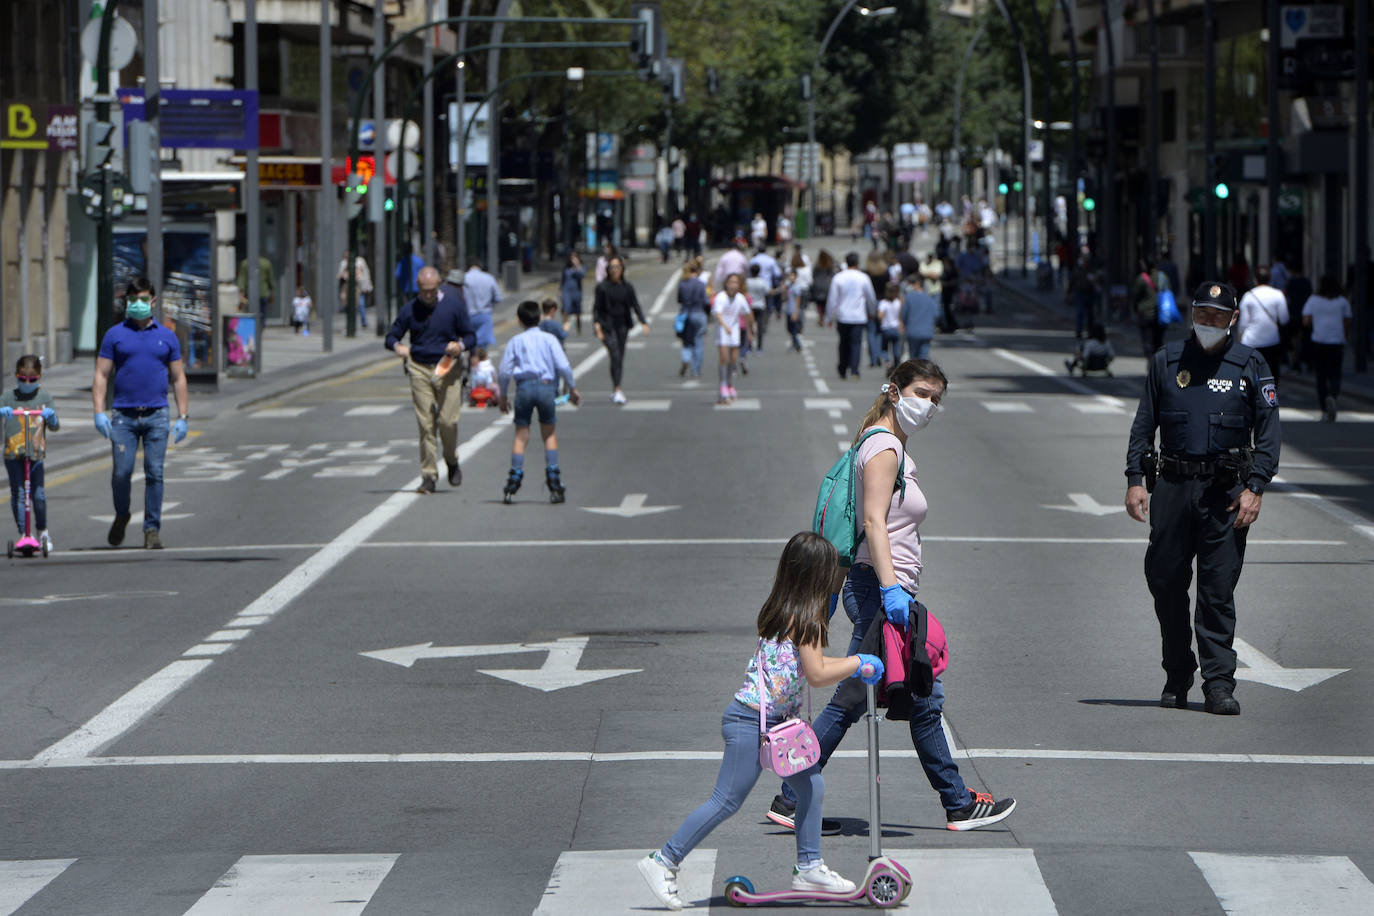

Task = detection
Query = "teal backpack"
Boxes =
[813,429,906,566]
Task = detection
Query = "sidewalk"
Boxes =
[994,270,1374,410]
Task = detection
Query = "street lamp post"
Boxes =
[1027,0,1054,262]
[950,19,988,204]
[1055,0,1082,253]
[807,2,894,239]
[1146,0,1160,261]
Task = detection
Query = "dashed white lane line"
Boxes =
[982,400,1033,413]
[814,377,831,393]
[833,424,849,435]
[805,398,852,410]
[713,398,761,411]
[32,270,686,765]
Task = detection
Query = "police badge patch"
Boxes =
[1261,382,1278,407]
[1176,369,1191,388]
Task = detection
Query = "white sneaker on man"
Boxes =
[637,853,683,910]
[791,861,856,894]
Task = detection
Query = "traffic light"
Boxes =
[1081,176,1097,212]
[384,194,395,213]
[1211,152,1230,199]
[343,173,366,220]
[666,58,685,103]
[799,73,812,101]
[86,120,116,172]
[706,67,719,97]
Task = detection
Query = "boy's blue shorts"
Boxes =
[513,379,557,428]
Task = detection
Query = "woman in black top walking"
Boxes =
[593,255,650,404]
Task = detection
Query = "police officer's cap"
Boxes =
[1191,281,1237,311]
[445,269,465,286]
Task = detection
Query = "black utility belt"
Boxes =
[1160,455,1238,478]
[114,406,165,417]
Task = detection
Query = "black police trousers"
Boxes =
[1144,474,1249,689]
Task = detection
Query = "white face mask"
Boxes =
[1193,322,1230,350]
[894,395,939,437]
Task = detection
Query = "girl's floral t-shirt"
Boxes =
[734,638,804,719]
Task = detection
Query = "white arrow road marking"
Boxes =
[1233,637,1349,692]
[360,636,640,692]
[480,637,640,692]
[581,493,680,518]
[1041,493,1122,516]
[91,502,192,524]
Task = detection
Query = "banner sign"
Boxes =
[119,89,259,150]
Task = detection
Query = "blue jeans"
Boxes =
[680,314,706,375]
[471,310,495,348]
[110,407,169,531]
[781,564,971,813]
[358,292,368,328]
[512,379,557,428]
[906,336,932,360]
[662,700,824,869]
[1074,291,1096,337]
[866,318,884,366]
[5,457,45,532]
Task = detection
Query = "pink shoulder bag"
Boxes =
[755,641,821,777]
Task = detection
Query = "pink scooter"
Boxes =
[7,408,48,559]
[723,682,913,908]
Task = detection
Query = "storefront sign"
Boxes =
[1280,5,1344,50]
[1,100,47,149]
[119,88,260,150]
[259,160,321,188]
[46,105,78,150]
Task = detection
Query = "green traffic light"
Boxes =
[1082,197,1096,212]
[357,184,367,194]
[997,182,1009,195]
[384,198,395,212]
[1214,182,1230,200]
[1013,181,1023,192]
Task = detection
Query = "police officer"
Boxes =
[1124,282,1281,716]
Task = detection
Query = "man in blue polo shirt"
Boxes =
[91,277,190,549]
[386,265,476,493]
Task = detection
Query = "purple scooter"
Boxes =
[723,682,912,908]
[7,408,47,559]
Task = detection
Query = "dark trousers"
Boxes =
[940,288,958,332]
[837,322,865,377]
[1144,475,1249,689]
[1312,342,1344,407]
[751,306,768,351]
[602,323,631,387]
[1138,319,1164,357]
[1258,343,1285,384]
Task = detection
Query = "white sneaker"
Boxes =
[637,854,683,910]
[791,861,856,895]
[612,390,628,405]
[38,530,52,551]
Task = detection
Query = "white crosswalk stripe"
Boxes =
[249,407,313,419]
[982,400,1034,413]
[533,849,717,915]
[1189,852,1374,915]
[714,398,761,411]
[0,859,76,915]
[343,404,404,416]
[889,849,1057,914]
[621,399,672,411]
[183,853,399,915]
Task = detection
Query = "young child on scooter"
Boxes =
[637,531,885,911]
[0,355,59,551]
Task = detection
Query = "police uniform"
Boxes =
[1124,282,1281,714]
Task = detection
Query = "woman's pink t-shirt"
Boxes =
[851,426,928,593]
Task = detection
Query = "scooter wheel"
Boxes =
[6,540,12,559]
[723,876,754,907]
[41,540,48,558]
[865,869,905,908]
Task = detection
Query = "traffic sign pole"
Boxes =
[93,0,124,356]
[143,0,163,319]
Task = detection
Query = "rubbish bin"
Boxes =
[501,260,520,292]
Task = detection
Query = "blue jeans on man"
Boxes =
[780,563,972,814]
[110,406,169,532]
[680,314,707,376]
[471,310,495,348]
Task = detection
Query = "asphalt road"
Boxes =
[3,246,1373,915]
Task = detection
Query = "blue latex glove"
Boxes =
[0,406,12,419]
[852,653,885,685]
[827,593,840,621]
[94,411,112,439]
[172,417,188,444]
[41,407,57,424]
[881,584,911,628]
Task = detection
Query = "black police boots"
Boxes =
[1160,676,1192,710]
[546,467,566,504]
[502,468,523,505]
[1203,682,1241,716]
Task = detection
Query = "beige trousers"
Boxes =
[407,360,463,477]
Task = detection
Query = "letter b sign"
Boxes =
[1,101,47,149]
